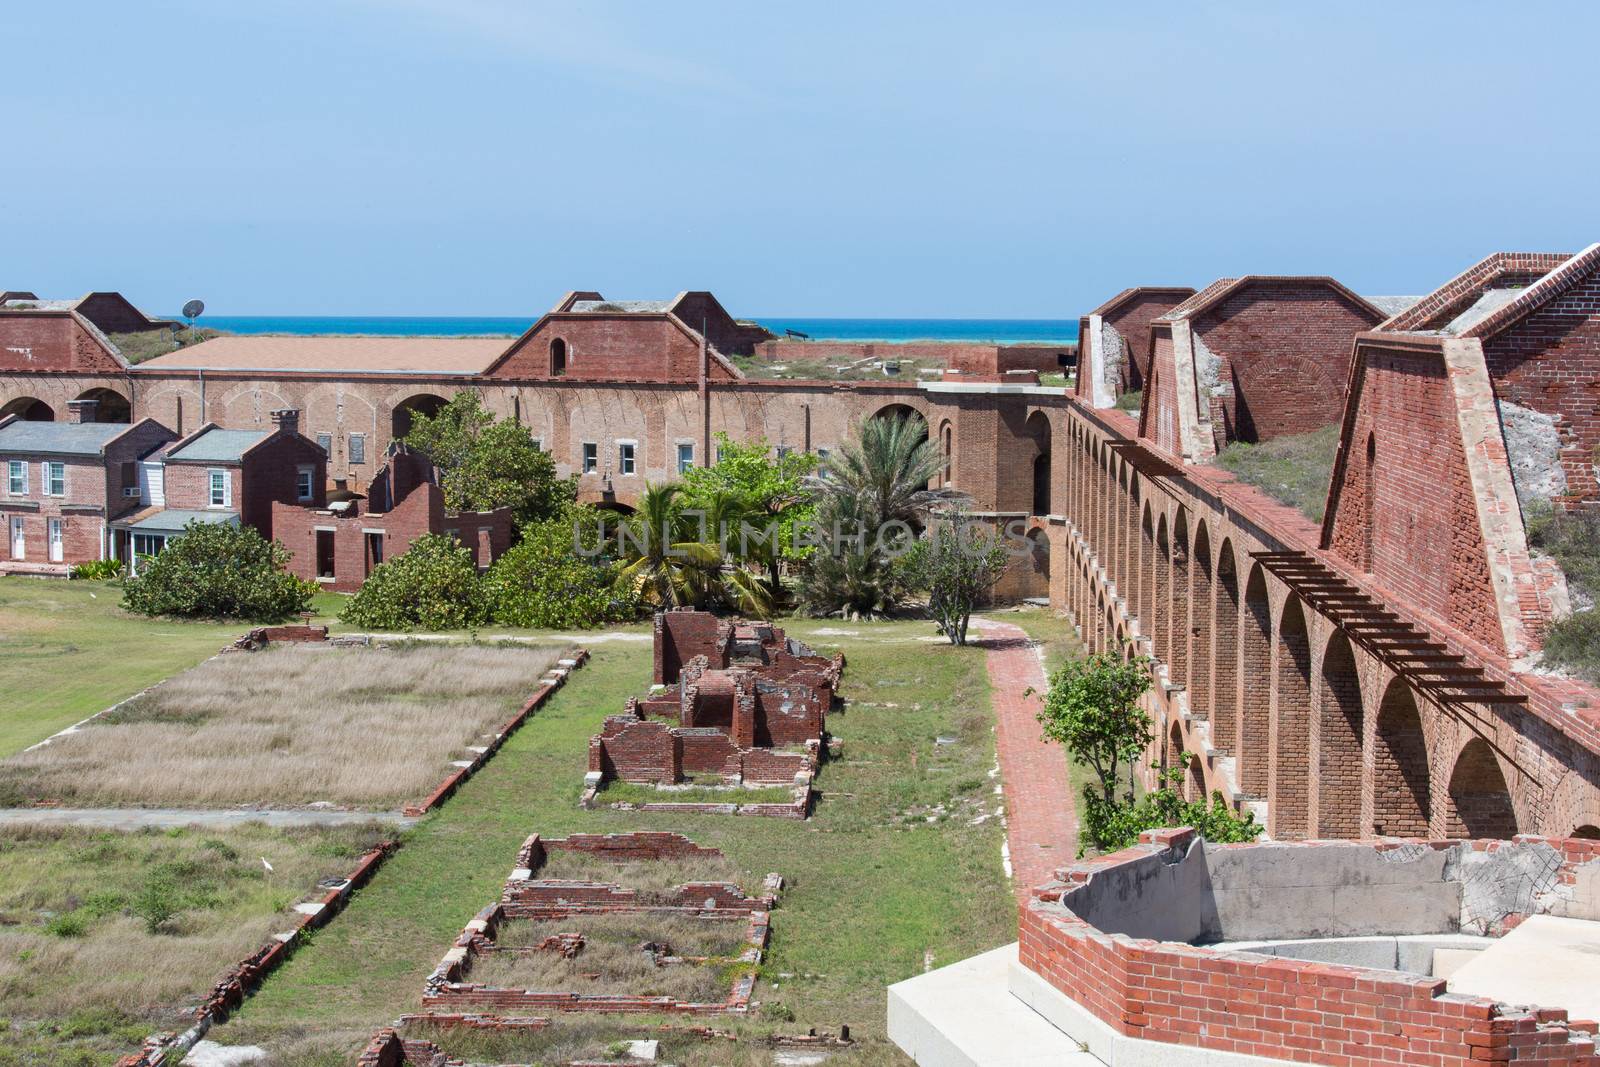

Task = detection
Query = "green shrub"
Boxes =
[44,911,88,938]
[1114,390,1142,411]
[133,869,179,934]
[1213,423,1340,522]
[121,521,314,621]
[1078,761,1262,856]
[484,511,638,629]
[1526,502,1600,682]
[341,533,489,631]
[1542,610,1600,684]
[69,559,121,581]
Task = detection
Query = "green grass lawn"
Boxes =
[0,579,247,757]
[211,616,1014,1064]
[1211,423,1340,522]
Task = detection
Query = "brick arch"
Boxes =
[1189,521,1213,724]
[1372,680,1431,837]
[1272,596,1312,839]
[1139,502,1155,651]
[1549,769,1600,840]
[1576,825,1600,840]
[1211,538,1239,755]
[138,383,202,436]
[1187,745,1207,803]
[1153,512,1171,666]
[1239,563,1272,796]
[1113,462,1130,589]
[0,394,54,421]
[73,386,130,423]
[1316,633,1364,838]
[1127,476,1143,617]
[389,391,450,440]
[1445,738,1519,839]
[1169,509,1191,685]
[937,418,954,488]
[1167,720,1184,777]
[221,383,293,428]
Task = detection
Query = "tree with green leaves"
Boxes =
[799,413,956,618]
[484,507,639,629]
[341,532,489,631]
[1036,648,1259,854]
[902,512,1012,645]
[121,521,314,621]
[402,391,576,524]
[613,483,770,614]
[679,431,817,596]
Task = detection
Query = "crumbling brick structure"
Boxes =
[1073,286,1195,406]
[590,612,843,803]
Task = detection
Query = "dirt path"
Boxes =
[974,617,1078,901]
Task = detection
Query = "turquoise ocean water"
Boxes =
[190,316,1079,345]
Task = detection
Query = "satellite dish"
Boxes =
[182,299,205,322]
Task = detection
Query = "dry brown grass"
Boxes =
[536,849,745,897]
[468,913,748,1001]
[0,642,562,809]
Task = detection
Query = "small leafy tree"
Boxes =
[122,521,313,621]
[403,391,576,524]
[902,513,1011,645]
[679,431,817,594]
[485,508,639,629]
[341,533,488,631]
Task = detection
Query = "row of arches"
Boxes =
[1,388,130,423]
[1053,416,1587,842]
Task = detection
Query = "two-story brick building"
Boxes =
[0,399,176,573]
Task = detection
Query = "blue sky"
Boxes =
[5,2,1598,317]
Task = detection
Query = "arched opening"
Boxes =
[0,396,53,421]
[391,393,449,441]
[1167,721,1184,777]
[1187,749,1206,803]
[550,337,568,376]
[1574,825,1600,840]
[1273,597,1312,839]
[1446,739,1518,839]
[73,387,131,423]
[592,500,636,516]
[1211,540,1239,754]
[1373,681,1431,837]
[938,419,953,487]
[1190,522,1213,721]
[1139,504,1155,653]
[1153,513,1171,665]
[1024,527,1050,601]
[1026,411,1052,515]
[1239,564,1272,796]
[1169,509,1190,684]
[1317,633,1364,838]
[871,404,930,490]
[1362,432,1376,572]
[1127,477,1142,613]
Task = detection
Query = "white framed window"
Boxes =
[348,433,366,464]
[531,437,543,452]
[618,441,636,476]
[582,442,598,473]
[677,442,694,475]
[7,460,25,495]
[296,465,315,502]
[208,469,230,507]
[44,462,65,497]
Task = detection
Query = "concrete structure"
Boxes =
[894,827,1600,1066]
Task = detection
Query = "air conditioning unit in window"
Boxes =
[123,487,141,498]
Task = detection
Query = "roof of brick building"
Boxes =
[1378,251,1579,334]
[166,428,268,463]
[567,299,673,313]
[0,420,131,456]
[137,335,508,375]
[1157,276,1381,322]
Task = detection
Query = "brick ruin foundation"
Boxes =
[419,832,782,1017]
[1016,827,1600,1066]
[584,611,844,818]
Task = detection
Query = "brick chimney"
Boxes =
[269,408,300,435]
[66,399,98,424]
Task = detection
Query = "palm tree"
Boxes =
[615,483,771,614]
[799,414,962,618]
[816,413,949,532]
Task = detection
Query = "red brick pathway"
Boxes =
[974,618,1078,902]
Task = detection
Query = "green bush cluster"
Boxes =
[342,512,637,632]
[121,521,314,621]
[68,559,121,581]
[1526,502,1600,682]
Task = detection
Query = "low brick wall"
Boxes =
[1019,828,1600,1066]
[404,649,588,816]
